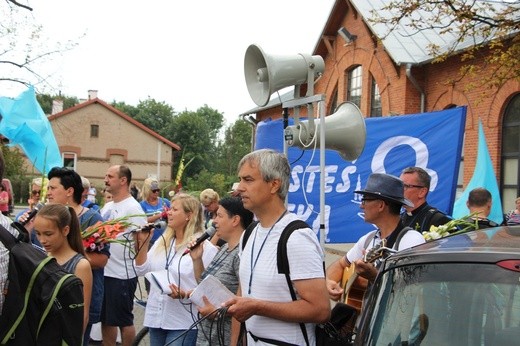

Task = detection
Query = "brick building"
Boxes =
[46,91,180,194]
[242,0,520,212]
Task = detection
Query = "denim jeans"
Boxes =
[149,327,197,346]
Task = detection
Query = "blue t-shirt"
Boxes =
[80,208,109,323]
[140,198,170,243]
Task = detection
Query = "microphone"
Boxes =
[134,220,167,232]
[21,202,45,226]
[182,226,217,255]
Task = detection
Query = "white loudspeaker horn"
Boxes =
[284,102,366,161]
[244,44,325,107]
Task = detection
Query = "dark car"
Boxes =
[353,226,520,345]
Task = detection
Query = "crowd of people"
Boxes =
[0,147,516,346]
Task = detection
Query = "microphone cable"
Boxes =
[164,307,228,346]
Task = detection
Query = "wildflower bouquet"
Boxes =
[422,213,478,241]
[82,216,136,252]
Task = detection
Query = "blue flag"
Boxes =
[256,106,467,243]
[0,86,62,174]
[452,120,503,224]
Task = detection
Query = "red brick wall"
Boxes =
[253,1,520,193]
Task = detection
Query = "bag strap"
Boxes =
[36,273,75,338]
[394,226,414,250]
[362,230,378,250]
[241,220,259,250]
[0,224,17,250]
[277,219,312,346]
[1,256,54,344]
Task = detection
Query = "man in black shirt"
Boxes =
[465,187,499,229]
[400,167,452,232]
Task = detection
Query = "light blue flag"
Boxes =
[0,86,62,174]
[452,120,503,224]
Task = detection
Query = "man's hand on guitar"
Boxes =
[354,259,378,282]
[326,279,344,301]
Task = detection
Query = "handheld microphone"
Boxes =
[134,220,167,233]
[182,226,217,255]
[21,202,45,226]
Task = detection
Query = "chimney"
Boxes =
[51,100,64,115]
[88,90,98,100]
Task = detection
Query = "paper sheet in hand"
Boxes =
[190,274,235,307]
[145,270,172,294]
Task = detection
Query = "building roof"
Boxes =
[315,0,517,66]
[48,98,181,151]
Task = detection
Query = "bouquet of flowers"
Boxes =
[82,216,136,252]
[422,213,478,241]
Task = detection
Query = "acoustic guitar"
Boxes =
[340,246,387,314]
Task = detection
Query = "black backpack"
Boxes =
[0,225,84,345]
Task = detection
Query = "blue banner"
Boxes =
[255,106,466,243]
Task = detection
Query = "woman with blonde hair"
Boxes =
[134,193,218,346]
[140,178,170,245]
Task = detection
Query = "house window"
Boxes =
[346,66,362,108]
[501,94,520,211]
[62,152,77,170]
[90,124,99,138]
[370,75,382,117]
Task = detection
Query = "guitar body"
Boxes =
[341,265,369,313]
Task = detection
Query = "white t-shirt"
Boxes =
[101,196,146,279]
[134,236,218,330]
[239,213,324,345]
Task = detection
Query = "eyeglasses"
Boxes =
[152,189,160,193]
[361,198,378,205]
[403,184,425,189]
[31,190,41,195]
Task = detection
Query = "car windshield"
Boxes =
[358,262,520,345]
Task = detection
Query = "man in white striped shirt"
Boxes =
[225,149,330,345]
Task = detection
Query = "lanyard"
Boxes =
[248,210,287,294]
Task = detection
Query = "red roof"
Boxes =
[48,98,181,151]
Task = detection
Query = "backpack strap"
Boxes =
[394,226,414,251]
[36,273,75,338]
[2,256,53,344]
[277,219,313,346]
[241,220,259,250]
[362,230,378,251]
[0,224,17,250]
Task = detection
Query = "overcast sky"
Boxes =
[22,0,335,125]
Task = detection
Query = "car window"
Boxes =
[358,262,520,345]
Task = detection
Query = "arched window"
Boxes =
[345,66,362,108]
[501,94,520,211]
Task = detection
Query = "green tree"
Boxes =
[36,93,79,114]
[371,0,520,88]
[133,98,176,138]
[168,110,212,180]
[1,144,29,204]
[216,119,252,178]
[111,101,139,118]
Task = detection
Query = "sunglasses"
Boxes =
[403,184,425,189]
[152,189,160,193]
[31,190,41,195]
